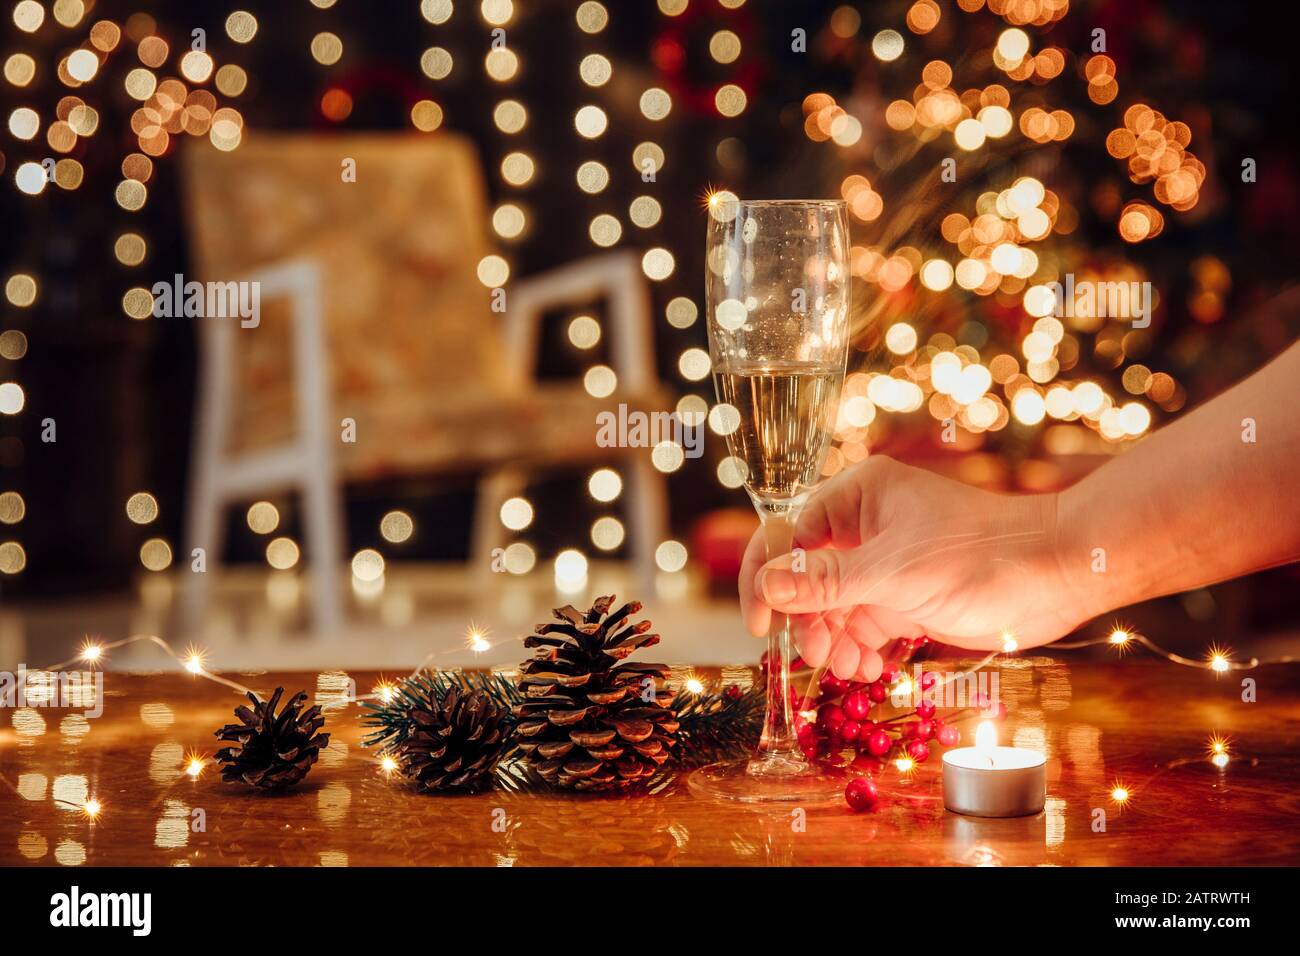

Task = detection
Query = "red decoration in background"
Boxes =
[690,507,759,595]
[650,0,763,117]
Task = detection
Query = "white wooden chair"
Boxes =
[179,133,669,636]
[182,259,343,634]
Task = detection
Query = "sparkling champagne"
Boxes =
[713,361,843,500]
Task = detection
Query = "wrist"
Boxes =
[1049,479,1122,628]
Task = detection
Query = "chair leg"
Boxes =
[471,467,525,588]
[302,462,344,634]
[625,454,669,596]
[181,471,224,639]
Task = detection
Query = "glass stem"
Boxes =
[751,497,805,769]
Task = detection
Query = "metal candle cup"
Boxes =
[942,721,1046,818]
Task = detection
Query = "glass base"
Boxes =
[688,754,846,804]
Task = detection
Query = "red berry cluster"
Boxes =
[785,649,1006,813]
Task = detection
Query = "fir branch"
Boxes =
[361,670,522,751]
[670,683,765,769]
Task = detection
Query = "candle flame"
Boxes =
[975,720,997,754]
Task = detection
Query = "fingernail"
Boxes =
[760,569,797,604]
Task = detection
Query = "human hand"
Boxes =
[738,457,1085,680]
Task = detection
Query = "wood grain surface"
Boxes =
[3,658,1298,866]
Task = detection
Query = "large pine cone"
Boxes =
[214,687,329,790]
[393,685,511,792]
[516,596,679,791]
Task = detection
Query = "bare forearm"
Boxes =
[1058,332,1300,619]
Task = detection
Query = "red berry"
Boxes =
[839,720,862,743]
[842,690,871,721]
[866,729,891,756]
[907,740,930,762]
[850,753,881,772]
[868,682,887,703]
[915,719,935,740]
[937,725,960,747]
[817,702,844,724]
[844,776,879,812]
[724,684,742,700]
[917,699,936,719]
[853,722,878,752]
[879,664,899,683]
[819,672,851,697]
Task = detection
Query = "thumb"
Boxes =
[757,547,857,614]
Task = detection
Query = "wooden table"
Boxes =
[3,658,1298,866]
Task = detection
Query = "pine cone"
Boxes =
[214,687,329,790]
[516,596,679,791]
[393,685,512,792]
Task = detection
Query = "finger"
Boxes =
[793,613,832,668]
[829,633,861,681]
[794,465,867,551]
[854,645,884,682]
[737,528,770,638]
[757,547,857,614]
[865,606,926,642]
[844,605,891,650]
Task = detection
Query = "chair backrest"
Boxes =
[181,131,510,466]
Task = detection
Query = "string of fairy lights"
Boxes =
[7,605,1289,825]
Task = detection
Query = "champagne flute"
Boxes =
[690,198,850,802]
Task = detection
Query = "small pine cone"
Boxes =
[393,686,511,792]
[214,687,329,790]
[515,595,680,791]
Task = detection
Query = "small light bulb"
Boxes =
[1109,628,1130,645]
[375,682,396,704]
[1001,633,1018,653]
[894,756,915,773]
[381,755,398,774]
[186,757,204,778]
[84,798,102,819]
[81,642,103,663]
[1210,654,1230,673]
[467,629,491,653]
[684,677,704,694]
[1111,785,1129,803]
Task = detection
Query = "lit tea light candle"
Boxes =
[942,721,1045,817]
